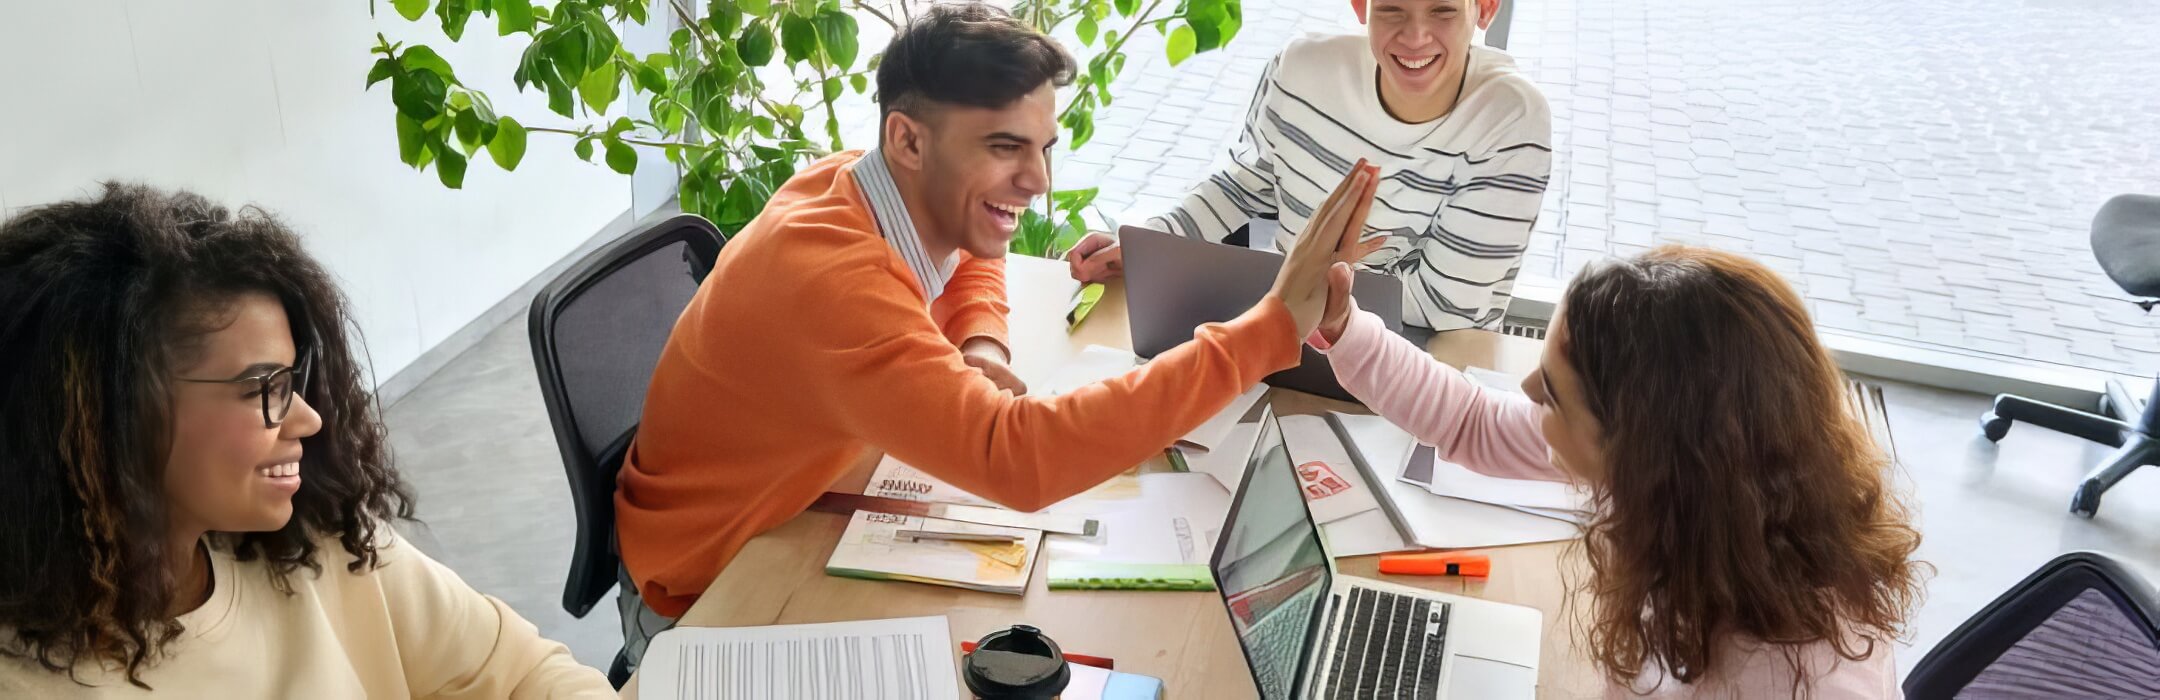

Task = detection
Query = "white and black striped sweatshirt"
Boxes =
[1145,33,1553,331]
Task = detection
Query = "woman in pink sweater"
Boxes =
[1313,245,1927,698]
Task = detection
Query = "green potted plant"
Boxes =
[365,0,1245,257]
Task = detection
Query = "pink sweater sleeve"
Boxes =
[1315,310,1567,483]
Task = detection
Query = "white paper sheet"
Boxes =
[864,455,1002,508]
[1464,366,1527,395]
[1278,414,1381,524]
[639,616,960,700]
[1036,344,1140,396]
[1042,472,1230,566]
[1406,450,1592,516]
[1175,385,1268,453]
[1181,418,1261,494]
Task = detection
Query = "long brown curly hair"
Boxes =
[0,183,415,688]
[1559,246,1926,694]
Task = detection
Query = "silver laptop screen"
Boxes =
[1214,413,1332,700]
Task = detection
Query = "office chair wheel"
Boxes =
[1980,412,2012,443]
[2071,481,2103,519]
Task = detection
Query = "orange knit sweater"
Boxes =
[615,151,1301,617]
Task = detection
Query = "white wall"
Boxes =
[0,0,633,384]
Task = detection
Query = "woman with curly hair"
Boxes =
[1311,245,1928,697]
[0,184,612,697]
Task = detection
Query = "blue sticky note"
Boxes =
[1101,670,1165,700]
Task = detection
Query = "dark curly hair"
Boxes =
[1561,246,1926,696]
[0,183,416,688]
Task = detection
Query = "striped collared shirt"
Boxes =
[851,149,956,304]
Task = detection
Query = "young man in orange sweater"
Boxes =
[612,2,1380,668]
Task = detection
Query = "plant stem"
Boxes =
[666,0,698,32]
[853,0,899,30]
[1058,0,1163,122]
[525,125,684,149]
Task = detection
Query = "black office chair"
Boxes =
[527,213,723,687]
[1904,551,2160,699]
[1982,194,2160,518]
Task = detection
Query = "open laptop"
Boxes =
[1210,407,1543,699]
[1121,225,1405,402]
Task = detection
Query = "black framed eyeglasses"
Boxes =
[176,344,318,429]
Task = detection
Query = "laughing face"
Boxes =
[1364,0,1493,121]
[884,83,1059,260]
[165,292,322,537]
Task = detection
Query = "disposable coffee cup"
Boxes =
[962,625,1071,699]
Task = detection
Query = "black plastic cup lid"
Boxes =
[963,625,1072,698]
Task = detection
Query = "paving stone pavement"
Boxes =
[1043,0,2160,375]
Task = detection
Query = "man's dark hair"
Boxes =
[877,2,1076,126]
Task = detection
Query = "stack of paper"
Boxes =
[1322,413,1581,556]
[825,511,1041,594]
[638,616,959,699]
[1399,444,1591,523]
[1419,367,1593,522]
[834,457,1043,593]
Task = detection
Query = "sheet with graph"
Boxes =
[638,615,959,700]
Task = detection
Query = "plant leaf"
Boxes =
[720,178,759,227]
[487,116,527,169]
[435,0,474,41]
[496,0,534,35]
[1076,13,1097,46]
[811,9,858,70]
[577,59,621,114]
[436,144,468,188]
[738,22,776,66]
[633,61,667,93]
[605,138,638,174]
[850,73,867,94]
[393,0,430,22]
[739,0,773,17]
[1166,25,1196,66]
[779,13,816,64]
[704,0,742,37]
[1114,0,1139,17]
[540,64,576,117]
[821,77,842,102]
[366,58,398,88]
[546,28,591,86]
[391,69,449,121]
[395,113,426,165]
[1052,187,1100,212]
[399,45,458,82]
[454,107,486,153]
[574,137,595,161]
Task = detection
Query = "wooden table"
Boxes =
[624,256,1599,698]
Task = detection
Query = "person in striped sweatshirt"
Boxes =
[1068,0,1552,331]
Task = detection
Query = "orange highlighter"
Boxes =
[1378,552,1491,578]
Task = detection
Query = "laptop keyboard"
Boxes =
[1247,587,1321,699]
[1317,586,1451,699]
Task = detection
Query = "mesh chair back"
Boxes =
[528,214,722,617]
[1904,551,2160,699]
